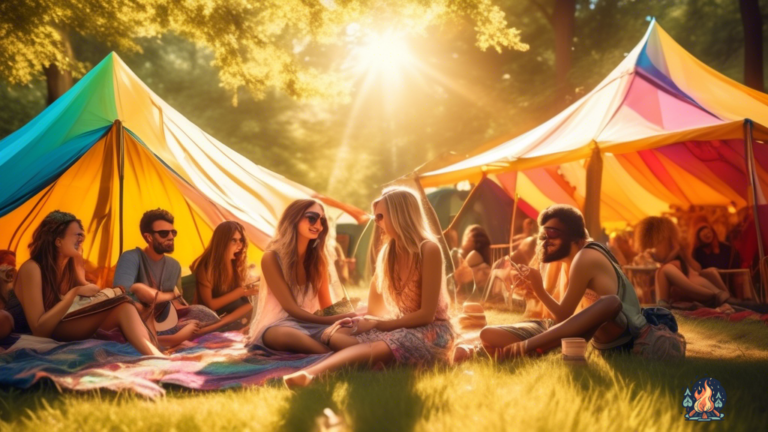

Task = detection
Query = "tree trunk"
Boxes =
[43,29,74,105]
[553,0,576,102]
[740,0,764,92]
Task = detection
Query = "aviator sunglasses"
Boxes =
[539,226,563,241]
[304,211,325,226]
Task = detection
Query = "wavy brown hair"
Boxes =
[28,211,83,311]
[634,216,680,253]
[191,221,248,297]
[267,199,329,300]
[462,225,491,265]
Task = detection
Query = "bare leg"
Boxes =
[656,264,719,304]
[52,304,162,356]
[479,327,522,358]
[284,341,393,388]
[328,327,360,351]
[198,304,253,335]
[263,326,331,354]
[498,296,623,360]
[698,268,728,292]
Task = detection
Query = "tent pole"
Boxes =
[744,120,767,303]
[584,144,603,241]
[508,171,520,252]
[116,120,125,256]
[509,194,520,252]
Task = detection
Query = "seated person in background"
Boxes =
[692,222,741,270]
[479,205,665,360]
[634,216,730,307]
[113,209,220,348]
[0,250,16,309]
[608,230,636,266]
[0,250,17,339]
[452,225,492,297]
[191,221,257,332]
[512,218,537,243]
[4,211,162,355]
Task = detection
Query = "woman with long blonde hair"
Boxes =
[283,187,455,388]
[191,221,256,331]
[247,199,356,353]
[635,216,729,306]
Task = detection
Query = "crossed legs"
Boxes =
[284,340,394,388]
[655,264,729,306]
[479,295,625,360]
[262,326,332,354]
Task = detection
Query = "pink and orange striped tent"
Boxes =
[418,21,768,252]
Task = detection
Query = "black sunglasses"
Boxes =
[153,229,178,239]
[304,212,325,227]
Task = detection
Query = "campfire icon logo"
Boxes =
[683,377,726,421]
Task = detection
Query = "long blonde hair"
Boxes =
[191,221,248,297]
[373,187,441,295]
[267,199,329,299]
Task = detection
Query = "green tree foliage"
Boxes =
[0,0,528,104]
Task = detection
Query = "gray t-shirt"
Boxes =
[113,248,181,301]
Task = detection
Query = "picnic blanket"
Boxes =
[667,301,768,324]
[0,332,328,398]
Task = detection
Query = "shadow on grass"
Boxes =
[277,367,423,432]
[561,353,768,430]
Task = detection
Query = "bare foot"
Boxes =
[452,344,476,364]
[283,371,314,389]
[497,342,527,361]
[715,290,730,306]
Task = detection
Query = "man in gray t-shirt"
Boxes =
[113,209,218,347]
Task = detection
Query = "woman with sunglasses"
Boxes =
[4,211,163,356]
[282,187,455,388]
[191,221,257,331]
[247,200,356,354]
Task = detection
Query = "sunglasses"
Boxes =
[153,229,178,239]
[304,212,325,227]
[540,226,563,241]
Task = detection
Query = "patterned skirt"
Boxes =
[355,320,456,366]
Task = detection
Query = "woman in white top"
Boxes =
[248,199,355,354]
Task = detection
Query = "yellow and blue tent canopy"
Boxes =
[418,21,768,236]
[0,53,368,284]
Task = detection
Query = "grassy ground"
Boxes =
[1,298,767,432]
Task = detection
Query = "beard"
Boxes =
[540,241,571,263]
[153,241,174,254]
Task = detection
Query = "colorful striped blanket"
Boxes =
[0,332,327,398]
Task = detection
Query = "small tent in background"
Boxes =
[0,53,368,286]
[426,177,538,246]
[415,21,768,301]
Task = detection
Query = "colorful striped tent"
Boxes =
[0,53,368,285]
[416,21,768,263]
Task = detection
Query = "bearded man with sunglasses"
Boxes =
[113,209,219,348]
[479,205,655,359]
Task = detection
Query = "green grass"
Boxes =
[1,304,767,432]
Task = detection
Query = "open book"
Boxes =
[62,287,132,321]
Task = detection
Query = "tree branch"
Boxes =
[528,0,554,27]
